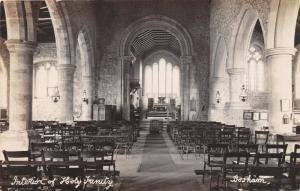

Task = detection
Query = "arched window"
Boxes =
[166,63,172,97]
[144,65,152,97]
[152,63,159,98]
[144,57,180,98]
[34,62,58,98]
[172,65,180,97]
[247,46,265,92]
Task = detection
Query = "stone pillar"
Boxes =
[180,56,191,120]
[228,68,246,108]
[121,56,133,121]
[208,77,227,122]
[225,68,248,126]
[265,47,296,134]
[57,64,76,123]
[294,45,300,99]
[0,40,35,151]
[81,76,93,121]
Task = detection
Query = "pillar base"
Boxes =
[0,130,29,160]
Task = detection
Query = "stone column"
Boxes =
[57,64,76,123]
[81,76,93,121]
[0,40,35,151]
[180,56,191,120]
[294,45,300,99]
[265,47,296,134]
[121,56,133,121]
[228,68,246,108]
[208,77,227,122]
[225,68,248,126]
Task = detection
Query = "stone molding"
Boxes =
[56,64,76,72]
[5,40,36,53]
[265,47,297,57]
[227,68,244,75]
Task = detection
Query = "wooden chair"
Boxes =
[47,165,85,190]
[237,129,251,146]
[0,164,41,191]
[265,144,288,163]
[202,143,228,188]
[249,166,288,190]
[80,150,104,176]
[255,152,284,167]
[219,131,234,151]
[276,134,285,145]
[237,144,258,165]
[3,150,31,162]
[289,152,300,189]
[30,142,59,160]
[101,142,116,175]
[255,131,269,152]
[217,152,250,190]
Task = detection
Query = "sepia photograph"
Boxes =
[0,0,300,190]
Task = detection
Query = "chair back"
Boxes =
[42,150,70,162]
[3,150,31,162]
[223,151,250,177]
[255,131,269,145]
[255,152,284,166]
[207,144,228,165]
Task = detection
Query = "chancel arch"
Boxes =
[119,15,194,121]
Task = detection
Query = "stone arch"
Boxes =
[267,0,300,48]
[228,8,265,69]
[208,35,229,120]
[77,25,94,77]
[213,36,228,78]
[119,15,193,57]
[73,25,94,121]
[3,1,36,41]
[119,15,194,120]
[45,0,75,66]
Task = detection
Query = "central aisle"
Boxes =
[117,120,207,191]
[137,133,176,172]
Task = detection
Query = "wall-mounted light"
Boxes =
[216,91,221,104]
[239,85,248,102]
[51,87,60,103]
[82,90,88,104]
[283,113,290,124]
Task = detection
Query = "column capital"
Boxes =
[5,40,36,53]
[82,75,93,81]
[56,64,76,72]
[265,47,296,57]
[180,55,193,63]
[119,55,134,62]
[227,68,244,75]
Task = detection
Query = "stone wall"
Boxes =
[210,0,271,127]
[96,0,210,120]
[0,38,9,109]
[32,43,59,121]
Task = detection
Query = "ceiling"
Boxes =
[0,2,6,39]
[0,1,55,43]
[37,2,55,43]
[130,29,181,58]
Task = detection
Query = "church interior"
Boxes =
[1,0,300,190]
